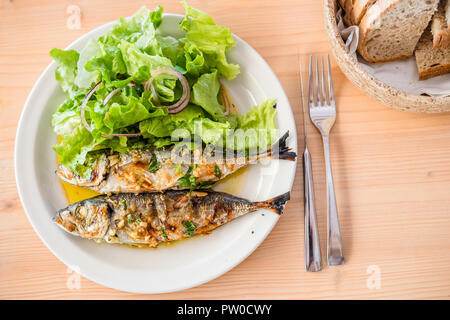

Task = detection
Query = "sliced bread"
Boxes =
[415,28,450,80]
[345,0,378,25]
[358,0,439,63]
[432,0,450,49]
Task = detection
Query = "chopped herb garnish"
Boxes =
[177,166,197,189]
[127,215,133,224]
[161,227,168,239]
[148,154,161,173]
[177,166,216,190]
[197,180,216,188]
[173,164,183,174]
[183,221,196,237]
[214,165,221,179]
[121,200,127,210]
[135,217,141,225]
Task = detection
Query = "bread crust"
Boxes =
[419,64,450,80]
[343,0,376,26]
[433,33,450,49]
[350,0,377,25]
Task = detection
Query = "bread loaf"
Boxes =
[358,0,439,63]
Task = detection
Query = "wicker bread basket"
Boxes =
[324,0,450,113]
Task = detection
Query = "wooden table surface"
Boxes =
[1,0,450,300]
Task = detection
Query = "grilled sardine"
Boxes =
[54,190,290,247]
[56,131,296,194]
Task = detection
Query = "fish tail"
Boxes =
[267,131,297,161]
[256,192,290,215]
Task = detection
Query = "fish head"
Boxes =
[56,153,108,187]
[53,199,110,241]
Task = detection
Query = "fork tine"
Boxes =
[315,56,321,106]
[320,55,327,106]
[327,54,335,104]
[308,55,314,108]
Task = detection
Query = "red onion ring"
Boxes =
[144,67,190,114]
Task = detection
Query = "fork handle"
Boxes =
[322,135,345,266]
[303,146,322,272]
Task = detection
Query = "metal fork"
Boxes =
[308,54,344,266]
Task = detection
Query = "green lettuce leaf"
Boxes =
[118,40,172,77]
[190,70,238,128]
[224,99,277,150]
[191,70,224,119]
[50,48,80,98]
[238,98,277,131]
[139,104,204,138]
[84,43,126,82]
[74,39,102,89]
[53,124,99,171]
[51,98,82,136]
[150,5,163,29]
[186,117,230,145]
[157,35,185,67]
[104,96,167,130]
[105,6,164,46]
[180,0,239,80]
[184,43,208,78]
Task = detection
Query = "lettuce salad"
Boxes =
[51,1,277,177]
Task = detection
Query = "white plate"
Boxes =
[15,14,297,294]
